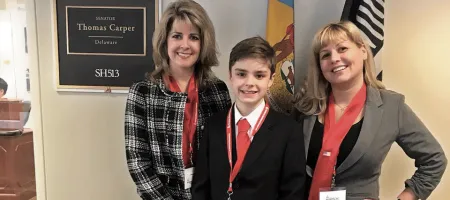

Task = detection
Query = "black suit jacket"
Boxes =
[192,108,306,200]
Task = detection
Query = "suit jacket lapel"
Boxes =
[212,110,231,162]
[337,86,384,174]
[240,109,276,173]
[303,115,317,159]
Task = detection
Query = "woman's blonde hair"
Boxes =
[294,21,384,115]
[150,0,218,87]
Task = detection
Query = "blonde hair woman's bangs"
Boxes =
[314,26,351,54]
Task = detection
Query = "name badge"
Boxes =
[319,187,346,200]
[184,167,194,189]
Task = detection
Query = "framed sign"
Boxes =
[53,0,158,93]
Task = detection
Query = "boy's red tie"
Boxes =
[237,119,251,160]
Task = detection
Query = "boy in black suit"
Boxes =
[192,36,306,200]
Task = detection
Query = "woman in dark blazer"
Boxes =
[292,21,447,200]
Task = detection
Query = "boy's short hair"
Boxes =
[0,78,7,94]
[229,36,276,75]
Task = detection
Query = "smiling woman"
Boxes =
[124,1,231,200]
[292,21,447,200]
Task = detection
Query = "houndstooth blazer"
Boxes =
[125,77,231,200]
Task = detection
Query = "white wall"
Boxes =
[379,0,449,199]
[10,6,30,100]
[0,0,6,10]
[28,0,136,198]
[0,10,16,98]
[0,1,29,100]
[29,0,449,199]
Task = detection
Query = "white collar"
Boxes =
[234,100,266,129]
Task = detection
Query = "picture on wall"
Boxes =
[53,0,159,93]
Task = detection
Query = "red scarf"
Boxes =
[308,84,366,200]
[163,74,198,168]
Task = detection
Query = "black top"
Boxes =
[307,117,364,169]
[305,117,364,197]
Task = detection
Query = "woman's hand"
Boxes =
[397,187,418,200]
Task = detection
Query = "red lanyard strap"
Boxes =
[226,102,270,194]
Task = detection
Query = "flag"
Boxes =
[266,0,295,114]
[341,0,385,80]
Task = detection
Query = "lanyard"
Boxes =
[225,102,269,199]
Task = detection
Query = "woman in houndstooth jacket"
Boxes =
[124,1,231,199]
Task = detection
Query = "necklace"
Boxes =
[336,104,348,112]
